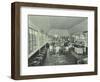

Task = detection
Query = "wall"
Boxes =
[0,0,100,82]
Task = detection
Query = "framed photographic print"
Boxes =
[11,2,98,80]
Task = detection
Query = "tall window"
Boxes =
[28,27,37,54]
[28,27,49,55]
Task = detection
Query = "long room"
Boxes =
[28,15,88,66]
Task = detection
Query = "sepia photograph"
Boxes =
[28,15,88,66]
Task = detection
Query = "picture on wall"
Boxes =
[11,2,97,80]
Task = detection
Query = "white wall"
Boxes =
[0,0,100,82]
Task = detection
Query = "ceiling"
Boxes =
[28,15,87,36]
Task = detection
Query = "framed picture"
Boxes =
[11,2,98,80]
